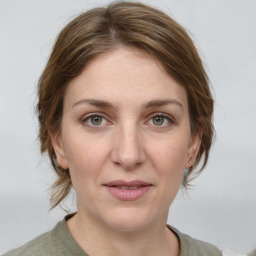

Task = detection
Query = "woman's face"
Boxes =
[52,47,201,231]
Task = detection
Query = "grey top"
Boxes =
[4,216,221,256]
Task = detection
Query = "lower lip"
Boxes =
[104,186,152,201]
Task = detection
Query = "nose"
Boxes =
[111,123,145,170]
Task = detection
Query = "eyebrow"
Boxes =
[72,98,183,110]
[72,99,114,109]
[143,99,183,110]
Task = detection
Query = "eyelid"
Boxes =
[81,112,104,121]
[149,112,175,120]
[146,112,176,126]
[81,112,112,127]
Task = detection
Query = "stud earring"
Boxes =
[189,160,192,166]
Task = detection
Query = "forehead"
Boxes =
[65,47,188,110]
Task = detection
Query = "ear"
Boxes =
[50,131,69,169]
[185,125,203,169]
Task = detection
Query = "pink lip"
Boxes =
[103,180,153,201]
[104,180,152,187]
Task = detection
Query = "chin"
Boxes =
[101,207,157,232]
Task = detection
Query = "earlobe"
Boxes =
[185,132,202,169]
[185,120,204,168]
[49,131,69,169]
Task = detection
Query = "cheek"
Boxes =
[63,137,110,203]
[155,141,188,198]
[63,132,110,180]
[148,135,189,195]
[150,137,189,174]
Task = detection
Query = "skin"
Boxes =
[51,47,201,256]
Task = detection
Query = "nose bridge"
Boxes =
[112,119,145,169]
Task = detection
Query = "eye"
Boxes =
[152,116,165,126]
[148,114,174,127]
[90,115,103,126]
[82,114,108,127]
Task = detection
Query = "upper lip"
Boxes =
[103,180,152,187]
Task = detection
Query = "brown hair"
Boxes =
[37,1,214,208]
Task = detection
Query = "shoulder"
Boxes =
[3,215,87,256]
[248,249,256,256]
[2,230,54,256]
[167,225,222,256]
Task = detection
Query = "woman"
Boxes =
[4,1,221,255]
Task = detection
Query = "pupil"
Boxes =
[153,116,164,125]
[92,116,102,125]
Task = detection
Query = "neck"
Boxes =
[67,211,179,256]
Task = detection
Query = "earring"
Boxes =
[189,160,192,166]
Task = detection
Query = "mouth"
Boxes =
[103,180,153,201]
[112,185,144,190]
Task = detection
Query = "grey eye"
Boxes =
[90,116,103,126]
[152,116,165,125]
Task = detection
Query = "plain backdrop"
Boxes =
[0,0,256,254]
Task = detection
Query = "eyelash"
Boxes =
[147,113,175,127]
[81,112,175,128]
[81,113,109,127]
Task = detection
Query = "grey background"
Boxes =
[0,0,255,254]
